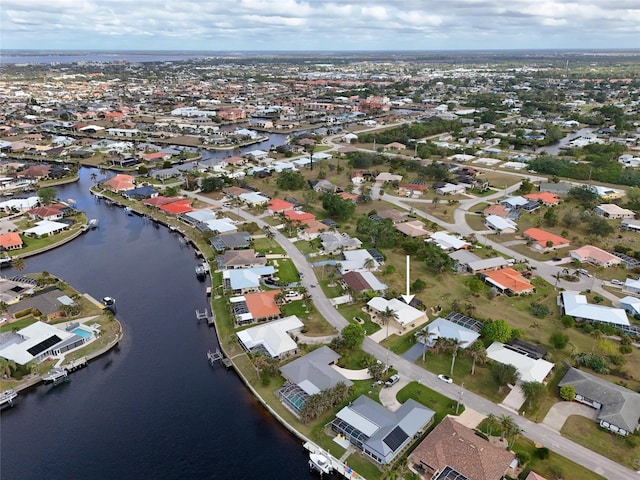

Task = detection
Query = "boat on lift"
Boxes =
[0,389,18,409]
[102,296,116,313]
[42,367,68,384]
[308,451,333,476]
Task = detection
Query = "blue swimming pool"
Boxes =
[72,328,91,339]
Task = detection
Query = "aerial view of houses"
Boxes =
[2,50,640,480]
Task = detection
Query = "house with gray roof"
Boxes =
[559,367,640,436]
[319,231,362,254]
[331,395,434,465]
[210,231,251,252]
[277,346,353,416]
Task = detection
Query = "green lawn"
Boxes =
[337,304,381,335]
[513,436,606,480]
[397,381,463,424]
[273,258,300,283]
[381,324,425,355]
[561,415,640,471]
[295,239,320,255]
[252,237,285,254]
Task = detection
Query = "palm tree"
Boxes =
[447,339,463,376]
[363,257,375,271]
[90,173,98,184]
[12,257,26,274]
[485,413,498,437]
[378,306,398,342]
[416,327,436,363]
[498,414,516,442]
[467,340,487,375]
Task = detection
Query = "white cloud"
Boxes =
[1,0,638,50]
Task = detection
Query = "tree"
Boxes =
[549,332,569,350]
[378,306,399,343]
[543,208,558,227]
[38,187,57,205]
[467,340,486,375]
[341,323,364,350]
[491,363,519,389]
[446,339,463,376]
[416,327,436,363]
[517,179,535,195]
[560,384,576,401]
[322,194,355,221]
[276,170,306,190]
[485,413,499,437]
[12,257,26,273]
[411,278,426,292]
[200,176,227,192]
[521,381,546,408]
[356,216,398,248]
[164,186,179,197]
[584,215,614,236]
[482,319,512,343]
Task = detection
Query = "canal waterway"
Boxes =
[0,168,314,480]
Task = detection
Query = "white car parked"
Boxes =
[437,374,453,384]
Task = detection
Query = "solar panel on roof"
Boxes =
[27,335,61,356]
[383,425,408,452]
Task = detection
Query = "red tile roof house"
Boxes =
[159,199,193,215]
[103,174,135,192]
[481,267,535,295]
[283,210,316,226]
[0,232,23,250]
[143,196,184,208]
[483,204,510,218]
[523,228,571,253]
[524,192,561,206]
[239,290,282,325]
[18,165,51,179]
[267,199,295,215]
[27,205,65,221]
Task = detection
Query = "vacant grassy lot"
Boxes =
[396,381,463,423]
[561,415,640,470]
[252,237,285,254]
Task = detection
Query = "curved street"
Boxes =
[185,158,635,478]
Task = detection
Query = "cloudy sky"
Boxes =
[2,0,639,51]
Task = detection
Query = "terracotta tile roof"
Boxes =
[143,196,183,207]
[523,228,570,248]
[302,219,330,234]
[483,204,510,217]
[483,267,534,293]
[159,199,193,214]
[268,198,295,212]
[410,417,515,480]
[284,210,315,225]
[0,232,22,249]
[103,174,135,191]
[524,192,560,205]
[244,290,281,319]
[337,192,359,202]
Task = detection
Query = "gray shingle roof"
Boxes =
[559,367,640,433]
[280,346,353,394]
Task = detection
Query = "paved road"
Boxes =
[185,191,638,479]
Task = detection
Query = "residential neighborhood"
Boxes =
[2,50,640,480]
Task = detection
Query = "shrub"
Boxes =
[530,302,550,318]
[561,315,575,328]
[559,384,576,401]
[549,332,569,350]
[535,447,550,459]
[515,451,531,466]
[620,345,633,355]
[582,323,594,334]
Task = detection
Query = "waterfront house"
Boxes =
[409,416,515,480]
[222,266,275,294]
[103,173,135,192]
[23,220,69,238]
[0,320,85,365]
[0,232,23,251]
[231,290,281,325]
[331,395,434,465]
[209,231,251,252]
[159,199,193,215]
[278,346,353,415]
[558,367,640,436]
[0,277,37,304]
[122,185,158,200]
[236,315,303,358]
[27,204,65,221]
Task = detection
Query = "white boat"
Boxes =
[0,389,18,407]
[88,218,99,229]
[124,206,134,216]
[42,367,68,383]
[309,452,333,475]
[195,263,209,279]
[102,296,116,312]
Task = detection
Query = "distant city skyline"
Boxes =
[2,1,638,51]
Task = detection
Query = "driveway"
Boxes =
[542,401,598,431]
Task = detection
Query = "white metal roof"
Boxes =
[486,342,554,383]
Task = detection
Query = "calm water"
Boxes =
[0,168,313,480]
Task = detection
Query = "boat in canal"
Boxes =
[195,263,209,280]
[0,389,18,408]
[42,368,68,384]
[102,296,116,312]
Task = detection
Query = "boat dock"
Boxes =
[63,356,88,372]
[0,389,18,408]
[206,348,232,368]
[195,308,215,326]
[303,442,366,480]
